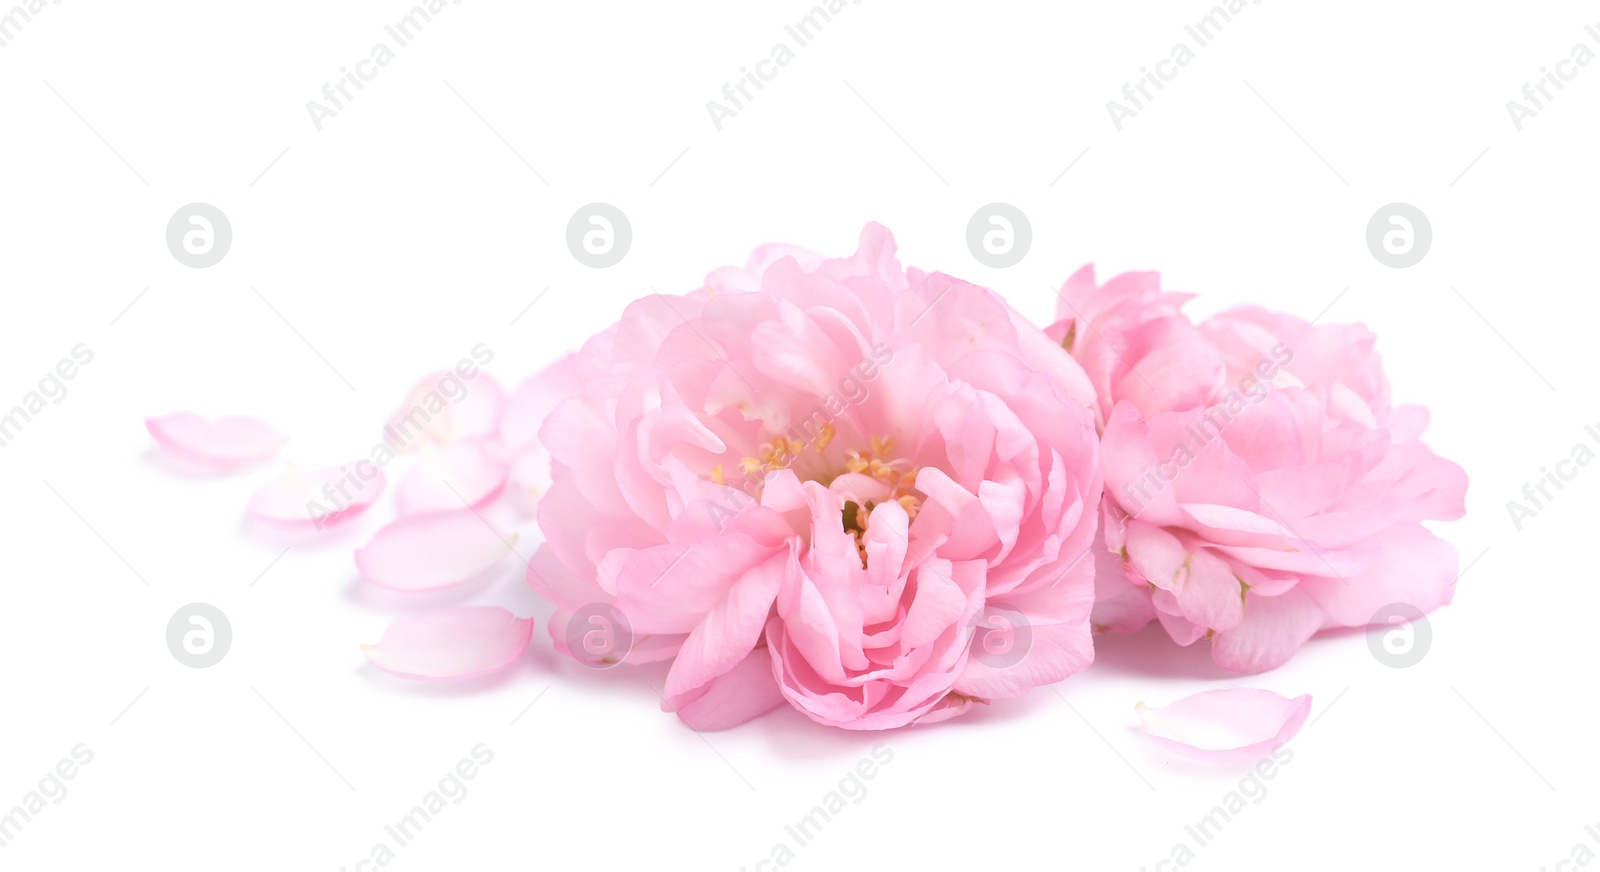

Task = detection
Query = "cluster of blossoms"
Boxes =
[149,223,1467,734]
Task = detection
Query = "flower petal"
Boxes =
[247,463,385,530]
[1136,687,1311,759]
[354,510,515,591]
[384,370,507,450]
[363,606,533,679]
[147,411,287,469]
[394,440,509,515]
[667,646,786,731]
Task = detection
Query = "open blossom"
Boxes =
[1050,265,1467,673]
[529,224,1104,729]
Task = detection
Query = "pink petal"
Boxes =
[384,370,507,450]
[500,356,583,454]
[667,647,786,731]
[663,550,788,702]
[363,606,533,680]
[248,463,385,530]
[1136,688,1312,760]
[354,510,516,591]
[147,411,288,469]
[1210,586,1326,673]
[394,440,509,515]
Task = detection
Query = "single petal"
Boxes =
[667,647,786,731]
[363,606,533,679]
[500,355,584,453]
[354,510,515,591]
[1090,542,1157,633]
[1297,521,1457,628]
[663,549,788,702]
[394,440,509,515]
[1136,688,1312,760]
[384,370,508,450]
[1210,586,1327,673]
[147,411,288,469]
[248,463,385,530]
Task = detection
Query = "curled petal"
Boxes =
[248,463,385,530]
[363,606,533,679]
[147,411,287,469]
[394,440,509,515]
[354,510,516,591]
[1136,688,1312,760]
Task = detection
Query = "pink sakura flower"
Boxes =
[530,224,1104,730]
[1051,266,1467,673]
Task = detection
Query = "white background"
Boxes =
[1,1,1594,869]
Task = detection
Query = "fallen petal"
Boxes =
[394,440,509,515]
[384,370,507,450]
[363,606,533,679]
[1136,688,1311,760]
[147,411,288,469]
[354,509,516,591]
[248,463,385,530]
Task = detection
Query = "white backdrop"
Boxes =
[1,1,1595,869]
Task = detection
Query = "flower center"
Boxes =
[707,432,922,564]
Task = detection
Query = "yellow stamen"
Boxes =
[710,464,724,485]
[869,459,895,482]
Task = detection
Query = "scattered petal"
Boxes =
[354,509,516,591]
[1132,684,1305,758]
[147,411,287,469]
[394,440,509,515]
[384,370,507,450]
[363,606,533,680]
[1136,688,1311,760]
[248,463,385,530]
